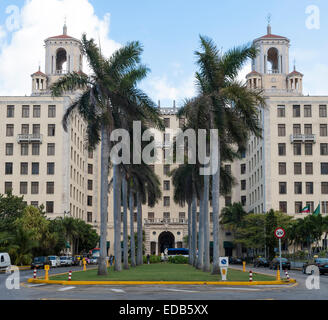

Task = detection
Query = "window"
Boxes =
[5,163,13,175]
[164,118,170,128]
[279,163,286,175]
[278,143,286,156]
[21,163,28,175]
[319,105,327,118]
[225,196,232,206]
[295,202,303,214]
[47,144,55,156]
[279,202,287,213]
[31,182,39,195]
[48,105,56,118]
[31,202,39,208]
[164,165,170,176]
[7,105,14,118]
[88,164,93,174]
[225,165,232,174]
[295,182,302,194]
[6,143,14,156]
[322,202,328,214]
[21,124,29,134]
[304,105,312,117]
[305,143,313,156]
[321,163,328,175]
[33,105,41,118]
[88,149,93,159]
[305,163,313,175]
[46,202,54,213]
[306,202,314,213]
[22,105,30,118]
[277,105,285,117]
[322,182,328,194]
[33,124,40,135]
[87,212,92,223]
[6,124,14,137]
[320,144,328,156]
[179,212,185,222]
[88,180,93,191]
[304,124,312,135]
[179,118,185,128]
[163,197,170,207]
[293,105,300,117]
[87,196,93,206]
[48,124,56,137]
[306,182,314,194]
[32,163,39,175]
[294,143,302,156]
[47,163,55,175]
[279,182,287,194]
[4,182,12,193]
[32,143,40,156]
[293,124,301,135]
[164,181,170,191]
[278,124,286,137]
[241,164,246,174]
[320,124,328,137]
[241,196,247,206]
[294,163,302,175]
[46,182,54,194]
[163,212,170,221]
[241,180,246,190]
[20,182,28,195]
[148,212,155,221]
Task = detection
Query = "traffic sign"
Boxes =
[219,257,229,267]
[274,227,285,239]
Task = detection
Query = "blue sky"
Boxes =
[0,0,327,105]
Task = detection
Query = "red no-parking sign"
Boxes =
[274,227,286,239]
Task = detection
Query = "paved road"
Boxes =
[0,265,326,300]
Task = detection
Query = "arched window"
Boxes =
[267,47,279,74]
[56,48,67,74]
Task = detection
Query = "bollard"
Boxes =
[243,261,246,272]
[83,259,87,272]
[249,270,253,282]
[285,269,290,281]
[276,268,281,281]
[106,258,109,268]
[68,270,72,281]
[33,268,37,279]
[44,265,49,281]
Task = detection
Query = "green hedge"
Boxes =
[143,255,162,264]
[168,256,189,264]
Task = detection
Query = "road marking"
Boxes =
[27,283,47,287]
[57,286,76,292]
[110,289,126,293]
[215,287,261,291]
[164,289,199,293]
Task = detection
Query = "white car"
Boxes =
[48,256,60,268]
[60,256,73,266]
[0,253,11,271]
[90,256,98,265]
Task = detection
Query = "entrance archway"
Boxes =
[158,231,175,254]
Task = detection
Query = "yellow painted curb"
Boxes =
[27,278,296,286]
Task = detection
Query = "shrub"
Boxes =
[168,256,189,264]
[143,255,162,264]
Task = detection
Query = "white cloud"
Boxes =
[0,0,121,96]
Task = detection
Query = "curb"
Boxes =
[27,278,296,286]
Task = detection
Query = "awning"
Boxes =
[224,241,234,249]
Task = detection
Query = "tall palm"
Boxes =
[193,36,265,273]
[122,175,129,270]
[52,35,162,275]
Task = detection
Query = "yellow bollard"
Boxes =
[83,259,87,271]
[243,261,246,272]
[44,265,50,281]
[276,268,281,281]
[106,258,109,268]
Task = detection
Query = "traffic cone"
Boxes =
[68,270,72,281]
[33,268,37,279]
[249,270,253,282]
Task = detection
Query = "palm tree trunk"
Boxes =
[196,196,204,270]
[98,124,110,276]
[136,191,143,265]
[122,176,129,270]
[129,189,136,267]
[187,201,192,265]
[212,145,221,274]
[192,195,197,267]
[203,173,210,272]
[113,164,122,271]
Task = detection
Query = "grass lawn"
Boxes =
[50,263,275,282]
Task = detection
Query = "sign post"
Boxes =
[219,257,229,281]
[274,227,286,273]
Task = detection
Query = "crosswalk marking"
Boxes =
[164,289,199,293]
[27,283,47,287]
[57,286,76,292]
[110,289,126,293]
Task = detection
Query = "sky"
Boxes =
[0,0,327,106]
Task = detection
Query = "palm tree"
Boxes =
[122,176,129,270]
[193,36,265,274]
[52,35,162,275]
[128,184,136,267]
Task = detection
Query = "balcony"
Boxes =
[144,218,188,225]
[17,134,43,144]
[290,134,316,144]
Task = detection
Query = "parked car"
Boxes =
[31,256,51,269]
[72,256,81,266]
[90,256,98,265]
[229,257,243,265]
[269,258,291,270]
[253,257,269,268]
[60,256,73,267]
[0,253,11,271]
[303,258,328,275]
[48,256,60,268]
